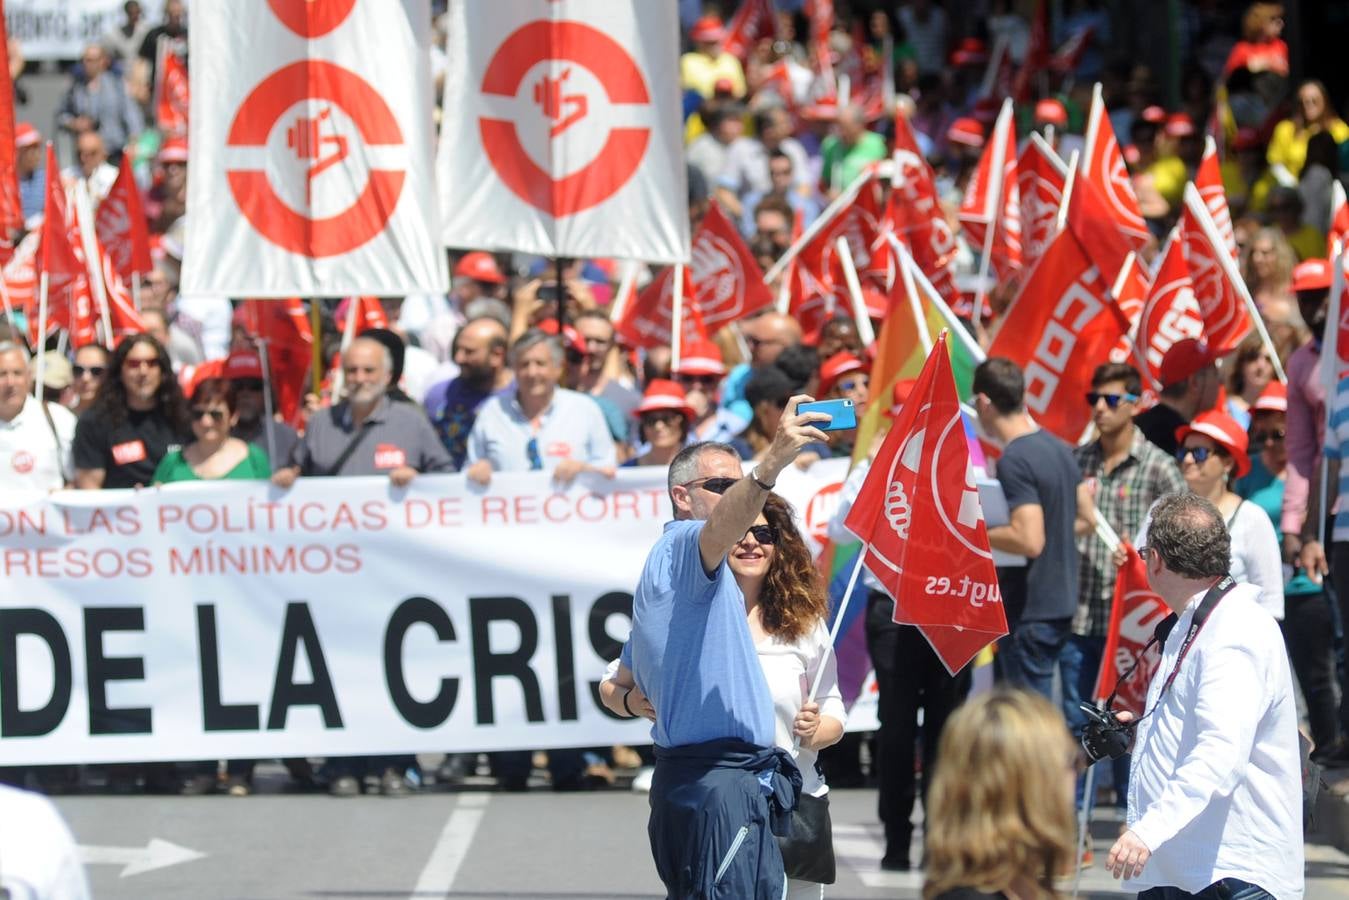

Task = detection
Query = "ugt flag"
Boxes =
[439,0,689,263]
[843,333,1008,674]
[182,0,447,297]
[1092,544,1170,714]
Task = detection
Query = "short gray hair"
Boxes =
[463,297,512,329]
[1147,492,1230,579]
[349,335,393,374]
[509,328,563,367]
[0,341,30,365]
[667,441,739,504]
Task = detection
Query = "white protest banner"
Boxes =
[438,0,689,263]
[181,0,446,297]
[0,463,850,765]
[6,0,164,60]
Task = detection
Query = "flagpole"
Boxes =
[800,548,870,721]
[74,182,114,347]
[671,264,685,369]
[970,103,1012,346]
[131,271,142,312]
[332,296,360,400]
[254,336,279,472]
[1073,763,1096,900]
[835,236,876,345]
[609,260,637,325]
[309,298,323,397]
[763,170,873,285]
[894,239,935,355]
[33,271,48,397]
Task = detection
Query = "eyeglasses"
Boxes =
[1176,446,1222,464]
[743,524,779,545]
[643,411,684,428]
[681,475,737,494]
[526,436,543,471]
[837,377,868,393]
[1086,391,1139,408]
[73,365,106,377]
[1249,428,1286,444]
[191,408,227,422]
[1138,545,1154,561]
[123,357,162,371]
[677,374,720,388]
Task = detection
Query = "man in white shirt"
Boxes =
[0,342,75,494]
[0,783,90,900]
[1108,491,1303,900]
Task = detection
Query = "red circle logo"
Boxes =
[11,450,33,474]
[266,0,357,37]
[478,21,651,218]
[226,60,405,258]
[802,481,844,546]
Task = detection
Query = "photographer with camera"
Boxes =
[1086,493,1302,899]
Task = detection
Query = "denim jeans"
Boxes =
[994,617,1070,701]
[1139,877,1274,900]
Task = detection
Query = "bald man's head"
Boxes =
[453,316,509,387]
[838,105,867,143]
[747,312,802,367]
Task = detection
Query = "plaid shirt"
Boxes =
[1073,427,1186,637]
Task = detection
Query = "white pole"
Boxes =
[805,548,868,709]
[1072,763,1097,900]
[131,271,142,313]
[895,239,934,354]
[763,170,873,285]
[971,101,1013,340]
[609,260,638,325]
[34,271,49,398]
[74,182,113,347]
[671,264,685,369]
[332,296,360,400]
[835,236,876,345]
[775,259,791,314]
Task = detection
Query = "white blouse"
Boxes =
[756,620,848,797]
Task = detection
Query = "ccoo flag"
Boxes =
[843,333,1007,674]
[182,0,446,297]
[439,0,688,263]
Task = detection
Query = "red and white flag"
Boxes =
[958,98,1021,280]
[3,231,37,311]
[990,225,1130,444]
[439,1,688,263]
[806,0,835,87]
[1092,544,1170,714]
[843,333,1008,675]
[875,116,959,302]
[95,154,154,284]
[184,0,447,296]
[1016,133,1068,268]
[236,298,314,425]
[345,296,390,334]
[1329,180,1348,258]
[0,5,21,261]
[32,146,97,347]
[722,0,777,62]
[155,39,190,136]
[788,180,881,335]
[616,202,773,348]
[1196,136,1236,260]
[1179,182,1254,354]
[1135,229,1205,385]
[1082,82,1149,249]
[1065,157,1136,285]
[1050,26,1094,74]
[1106,250,1153,376]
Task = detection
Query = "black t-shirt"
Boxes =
[73,407,185,488]
[994,429,1080,622]
[1134,403,1187,456]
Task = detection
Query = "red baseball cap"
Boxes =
[802,98,839,122]
[1176,410,1250,478]
[1164,112,1195,138]
[1034,98,1068,126]
[672,339,726,377]
[635,379,695,421]
[1291,258,1332,293]
[223,350,264,381]
[948,117,985,148]
[158,137,189,164]
[818,352,868,395]
[454,251,507,285]
[536,319,587,356]
[1250,381,1287,414]
[951,37,988,66]
[1158,338,1215,387]
[1140,105,1168,124]
[14,122,39,149]
[690,16,725,43]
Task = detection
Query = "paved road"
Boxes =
[50,764,1349,900]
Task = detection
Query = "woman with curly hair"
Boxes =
[924,689,1078,900]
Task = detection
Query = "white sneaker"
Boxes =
[631,766,655,793]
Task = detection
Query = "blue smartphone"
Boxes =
[797,398,857,431]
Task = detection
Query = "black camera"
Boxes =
[1079,703,1134,763]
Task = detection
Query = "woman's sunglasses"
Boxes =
[191,408,227,423]
[1249,428,1285,445]
[743,524,779,545]
[73,365,106,378]
[1176,446,1223,464]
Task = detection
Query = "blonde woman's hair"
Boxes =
[923,690,1077,900]
[1240,226,1295,293]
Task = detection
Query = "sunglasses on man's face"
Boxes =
[743,524,779,545]
[681,475,737,495]
[1086,391,1139,408]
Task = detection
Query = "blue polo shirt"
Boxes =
[622,520,775,749]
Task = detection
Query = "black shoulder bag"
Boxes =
[778,762,836,884]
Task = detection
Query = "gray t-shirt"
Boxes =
[996,429,1080,622]
[290,397,452,476]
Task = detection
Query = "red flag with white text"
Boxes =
[1196,137,1236,260]
[1179,182,1253,354]
[989,226,1130,443]
[236,298,314,425]
[843,333,1008,674]
[1135,230,1205,386]
[1092,544,1170,713]
[790,180,880,334]
[95,155,154,283]
[722,0,777,62]
[1016,134,1068,268]
[958,99,1021,279]
[874,117,960,302]
[0,4,22,260]
[155,42,189,136]
[1082,83,1150,249]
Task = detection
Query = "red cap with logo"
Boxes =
[1251,381,1287,414]
[1034,98,1068,126]
[454,251,507,285]
[635,379,695,421]
[1175,410,1251,478]
[14,122,39,149]
[689,16,725,43]
[948,117,985,148]
[672,339,726,377]
[223,350,264,381]
[536,319,587,356]
[1164,112,1195,138]
[1158,338,1216,387]
[158,137,189,164]
[1291,258,1332,293]
[1140,105,1168,124]
[818,352,868,395]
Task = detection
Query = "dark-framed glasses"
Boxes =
[1086,391,1139,408]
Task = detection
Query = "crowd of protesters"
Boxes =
[0,1,1345,885]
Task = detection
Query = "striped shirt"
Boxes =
[1073,427,1186,637]
[1324,376,1349,542]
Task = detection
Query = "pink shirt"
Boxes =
[1281,342,1325,535]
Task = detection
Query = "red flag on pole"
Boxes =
[1135,230,1205,386]
[1328,181,1348,258]
[349,296,390,333]
[1106,250,1156,386]
[1196,137,1237,260]
[843,333,1008,674]
[95,155,154,283]
[39,145,84,283]
[958,99,1021,280]
[1092,544,1170,713]
[154,42,189,136]
[990,226,1130,443]
[0,3,22,260]
[1011,0,1050,102]
[789,187,880,335]
[806,0,835,88]
[1016,134,1068,268]
[616,202,774,348]
[236,298,314,424]
[1081,83,1150,250]
[1065,159,1136,284]
[721,0,777,63]
[1178,182,1254,354]
[873,116,960,302]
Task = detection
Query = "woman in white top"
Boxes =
[1135,410,1284,619]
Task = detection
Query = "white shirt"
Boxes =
[0,396,75,494]
[758,621,846,797]
[1126,582,1304,900]
[0,784,91,900]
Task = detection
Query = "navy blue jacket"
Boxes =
[648,739,802,899]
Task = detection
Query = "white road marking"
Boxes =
[409,792,490,898]
[79,839,206,877]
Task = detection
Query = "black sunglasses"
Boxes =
[1176,446,1222,464]
[1249,428,1286,444]
[191,408,227,422]
[73,365,106,377]
[677,373,720,387]
[744,524,779,545]
[682,475,737,494]
[642,410,684,427]
[1086,391,1139,408]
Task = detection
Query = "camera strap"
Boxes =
[1153,575,1236,702]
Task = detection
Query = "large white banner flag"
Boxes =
[181,0,447,297]
[438,0,689,263]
